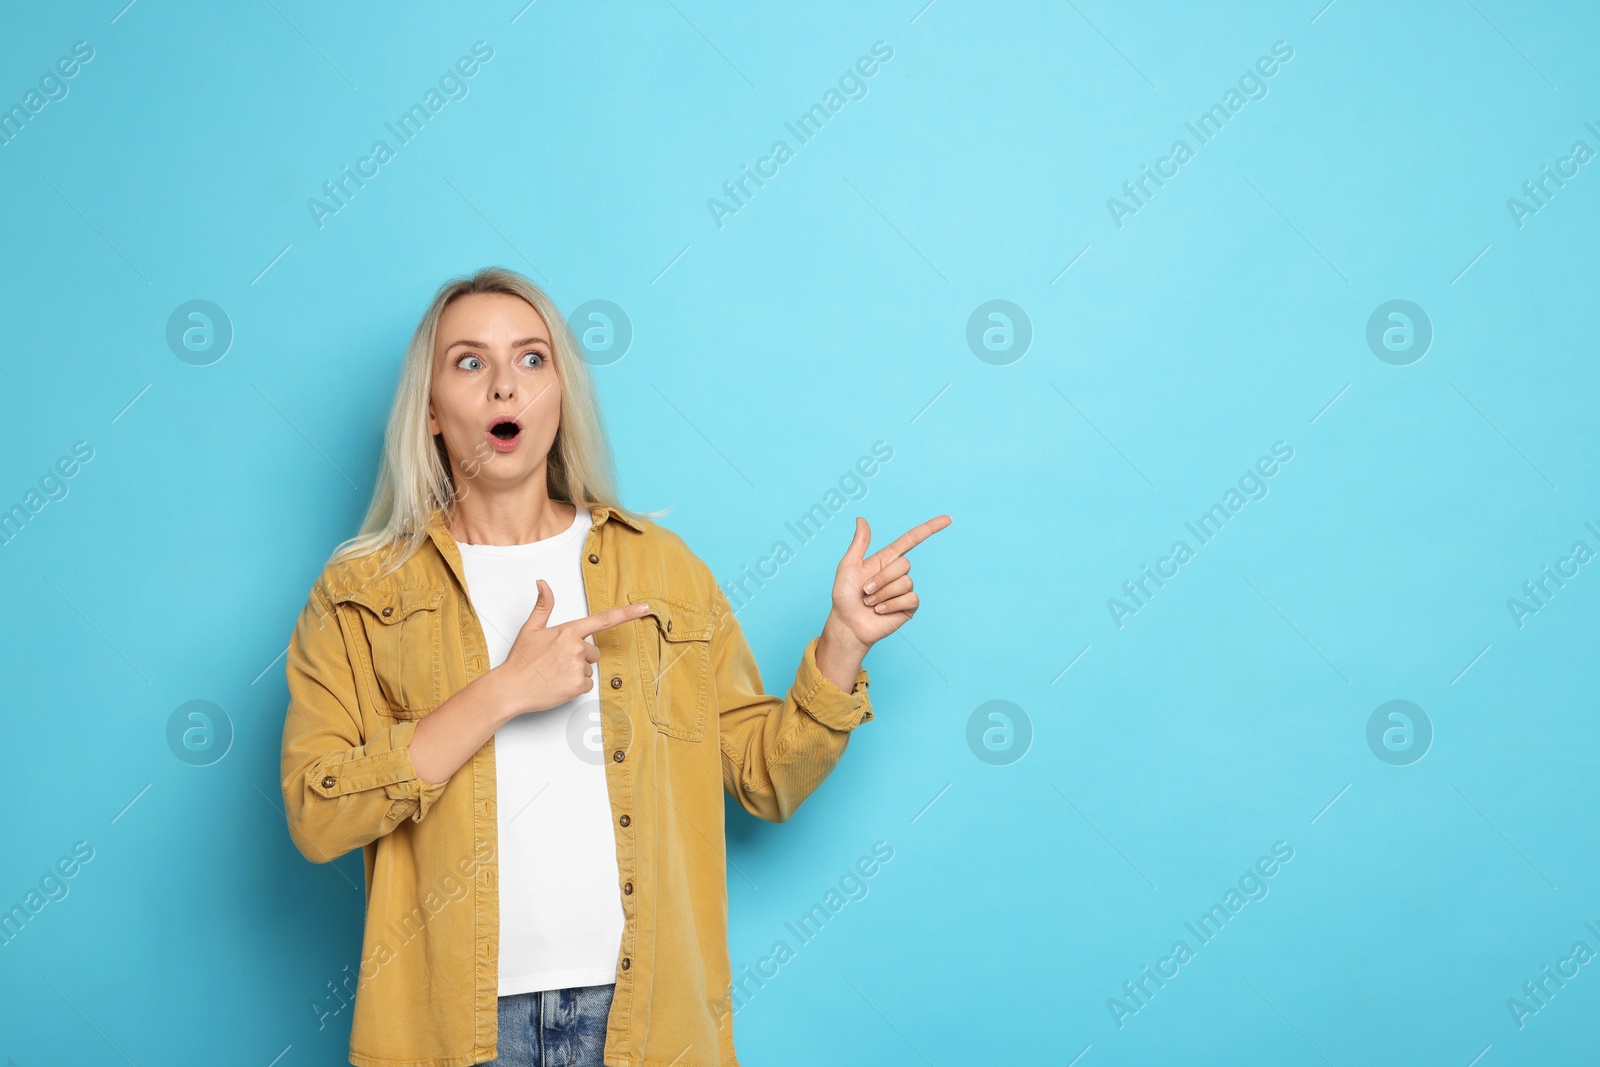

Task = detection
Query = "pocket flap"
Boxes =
[334,586,444,624]
[627,592,712,641]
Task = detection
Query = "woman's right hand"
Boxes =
[491,580,651,719]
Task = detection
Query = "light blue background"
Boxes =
[2,1,1598,1064]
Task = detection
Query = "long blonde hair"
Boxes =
[328,266,659,581]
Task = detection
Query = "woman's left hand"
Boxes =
[828,514,952,650]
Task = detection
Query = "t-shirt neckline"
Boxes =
[453,505,590,556]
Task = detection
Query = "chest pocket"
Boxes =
[627,592,713,742]
[336,586,446,719]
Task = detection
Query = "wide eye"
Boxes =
[456,355,483,371]
[519,351,545,369]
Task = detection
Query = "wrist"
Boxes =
[475,666,520,729]
[820,612,870,658]
[816,617,869,694]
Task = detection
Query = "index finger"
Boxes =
[566,601,651,638]
[870,514,952,565]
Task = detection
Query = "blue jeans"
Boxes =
[482,983,616,1067]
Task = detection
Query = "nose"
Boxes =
[490,365,515,400]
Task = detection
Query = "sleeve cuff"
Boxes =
[793,636,874,732]
[306,720,449,823]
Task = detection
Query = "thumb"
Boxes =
[523,579,556,630]
[843,516,871,565]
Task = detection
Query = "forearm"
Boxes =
[814,612,869,694]
[720,632,875,822]
[408,668,516,786]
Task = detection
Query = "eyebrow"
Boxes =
[445,336,549,351]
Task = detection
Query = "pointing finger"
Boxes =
[870,514,952,565]
[569,601,651,638]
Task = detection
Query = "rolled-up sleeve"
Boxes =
[280,583,448,864]
[711,583,873,823]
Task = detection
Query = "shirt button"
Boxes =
[621,957,631,970]
[381,606,393,617]
[623,881,633,895]
[619,814,630,827]
[612,749,625,762]
[588,553,600,564]
[321,776,336,788]
[610,677,622,689]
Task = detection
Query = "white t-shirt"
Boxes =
[453,505,624,995]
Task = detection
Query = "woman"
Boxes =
[280,266,948,1067]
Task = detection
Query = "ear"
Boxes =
[426,395,438,436]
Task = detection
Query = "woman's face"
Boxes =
[427,291,562,495]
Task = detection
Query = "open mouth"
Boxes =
[485,415,523,449]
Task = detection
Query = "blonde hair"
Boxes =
[328,266,660,581]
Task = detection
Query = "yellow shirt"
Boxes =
[280,503,874,1067]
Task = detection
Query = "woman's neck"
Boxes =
[447,492,577,546]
